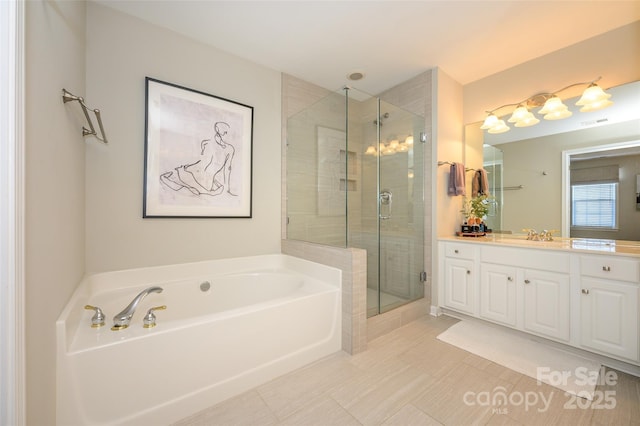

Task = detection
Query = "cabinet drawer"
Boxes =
[444,243,476,260]
[481,246,570,273]
[580,256,640,283]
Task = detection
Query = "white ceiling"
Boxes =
[94,1,640,94]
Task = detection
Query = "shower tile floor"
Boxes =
[173,314,640,426]
[366,288,408,317]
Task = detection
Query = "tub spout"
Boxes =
[112,286,163,330]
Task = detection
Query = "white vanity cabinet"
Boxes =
[442,242,477,315]
[479,263,517,327]
[521,268,570,342]
[579,255,640,362]
[438,237,640,367]
[480,245,571,342]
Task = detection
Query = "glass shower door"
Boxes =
[376,101,425,314]
[286,86,425,317]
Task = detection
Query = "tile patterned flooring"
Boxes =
[173,314,640,426]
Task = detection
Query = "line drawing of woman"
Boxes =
[160,121,237,197]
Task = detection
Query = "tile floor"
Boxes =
[366,288,409,317]
[173,314,640,426]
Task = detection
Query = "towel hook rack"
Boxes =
[62,88,108,144]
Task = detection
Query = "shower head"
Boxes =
[373,112,390,126]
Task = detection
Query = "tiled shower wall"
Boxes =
[281,71,434,349]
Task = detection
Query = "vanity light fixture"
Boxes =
[480,77,613,134]
[365,135,414,156]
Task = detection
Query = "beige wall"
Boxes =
[25,1,86,424]
[85,3,282,273]
[433,68,464,309]
[25,2,282,423]
[435,68,465,238]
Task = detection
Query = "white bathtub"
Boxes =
[56,254,342,425]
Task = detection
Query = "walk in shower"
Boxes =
[286,87,425,317]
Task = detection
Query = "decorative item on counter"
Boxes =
[458,194,492,237]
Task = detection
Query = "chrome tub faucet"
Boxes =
[112,286,163,330]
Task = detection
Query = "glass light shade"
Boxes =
[543,109,573,120]
[514,112,540,127]
[538,96,568,115]
[365,145,377,155]
[487,119,510,134]
[480,113,499,129]
[576,84,612,106]
[404,135,414,145]
[381,146,395,156]
[508,105,530,123]
[579,99,613,112]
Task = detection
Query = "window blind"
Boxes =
[571,182,617,228]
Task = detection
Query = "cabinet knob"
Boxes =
[602,266,611,272]
[466,270,471,275]
[454,249,459,254]
[524,279,530,284]
[507,277,513,281]
[581,289,590,295]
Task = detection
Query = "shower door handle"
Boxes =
[379,190,392,220]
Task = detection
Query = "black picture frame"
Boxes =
[143,77,253,218]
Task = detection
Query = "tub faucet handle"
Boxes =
[84,305,106,328]
[143,305,167,328]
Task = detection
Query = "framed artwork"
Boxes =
[143,77,253,218]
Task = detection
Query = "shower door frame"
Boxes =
[347,92,426,317]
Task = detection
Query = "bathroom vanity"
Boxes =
[437,235,640,368]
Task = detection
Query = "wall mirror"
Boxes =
[465,80,640,241]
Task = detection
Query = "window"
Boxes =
[571,182,618,229]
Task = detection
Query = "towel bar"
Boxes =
[62,89,108,144]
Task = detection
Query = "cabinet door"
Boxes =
[522,269,570,342]
[580,278,639,362]
[480,264,517,327]
[444,258,475,314]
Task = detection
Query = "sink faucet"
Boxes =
[540,230,555,241]
[523,229,555,241]
[112,286,163,330]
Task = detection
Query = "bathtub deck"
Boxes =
[173,314,640,426]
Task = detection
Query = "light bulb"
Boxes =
[514,113,540,127]
[543,109,573,120]
[365,145,377,155]
[538,96,569,115]
[508,105,530,123]
[576,84,613,111]
[487,119,510,134]
[480,113,499,130]
[579,99,614,112]
[576,84,612,105]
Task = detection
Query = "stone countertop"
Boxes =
[439,234,640,258]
